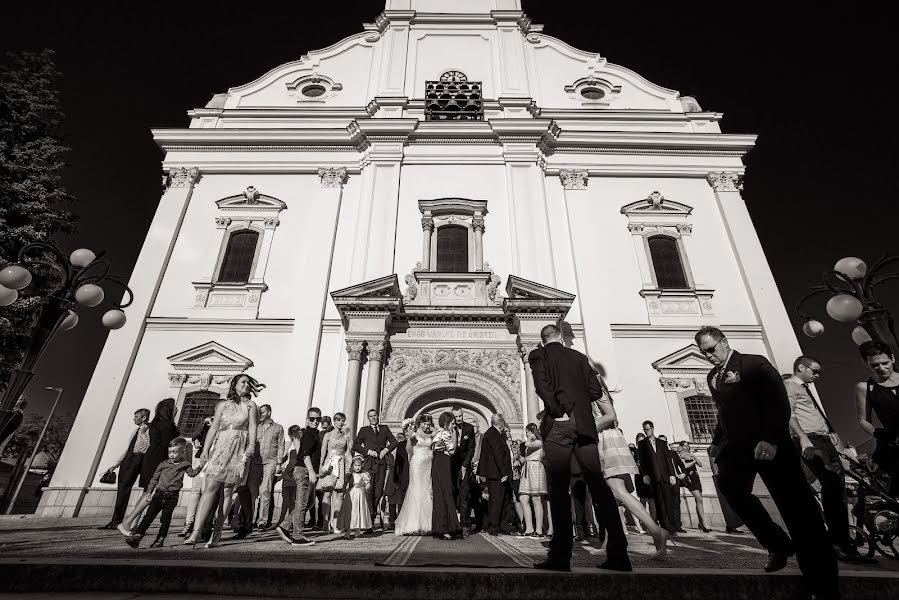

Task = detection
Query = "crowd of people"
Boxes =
[93,326,899,600]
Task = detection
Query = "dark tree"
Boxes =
[0,411,75,461]
[0,50,77,387]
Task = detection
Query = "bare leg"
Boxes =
[513,497,524,532]
[332,492,344,532]
[692,490,708,528]
[647,497,657,522]
[321,491,332,533]
[519,495,534,534]
[608,478,668,558]
[533,496,545,535]
[121,491,152,532]
[546,499,554,536]
[186,479,223,544]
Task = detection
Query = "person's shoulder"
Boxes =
[527,346,544,361]
[855,380,870,393]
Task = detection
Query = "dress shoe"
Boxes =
[97,521,119,530]
[763,548,795,573]
[178,523,193,538]
[598,559,633,572]
[148,536,165,548]
[232,526,250,540]
[725,527,744,534]
[534,559,570,572]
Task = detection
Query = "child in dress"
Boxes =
[124,438,203,548]
[342,456,372,539]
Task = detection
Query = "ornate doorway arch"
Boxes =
[406,388,493,432]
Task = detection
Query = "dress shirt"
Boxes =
[712,349,735,390]
[253,420,285,464]
[148,458,201,493]
[132,426,150,455]
[785,375,830,436]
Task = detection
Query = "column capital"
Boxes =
[706,171,743,192]
[559,169,588,190]
[518,337,541,359]
[319,167,349,188]
[167,167,200,188]
[472,216,486,233]
[263,218,280,229]
[421,216,435,231]
[345,339,366,360]
[367,340,387,362]
[215,217,232,229]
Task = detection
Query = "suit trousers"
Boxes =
[649,481,678,532]
[471,471,485,530]
[111,452,143,523]
[544,418,627,565]
[485,478,509,533]
[452,464,472,526]
[800,434,851,549]
[248,461,277,525]
[717,444,838,599]
[134,490,179,538]
[367,461,388,522]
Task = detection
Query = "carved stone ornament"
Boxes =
[676,223,693,234]
[263,218,280,229]
[559,169,588,190]
[660,376,710,395]
[485,263,502,304]
[472,216,486,233]
[403,273,418,301]
[421,216,435,231]
[647,191,663,209]
[215,217,232,229]
[346,339,366,361]
[168,373,188,386]
[243,186,260,203]
[706,171,744,192]
[186,373,214,388]
[319,167,348,188]
[383,347,521,408]
[627,223,645,234]
[367,341,387,362]
[168,167,200,188]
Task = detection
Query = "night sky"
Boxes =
[2,2,895,447]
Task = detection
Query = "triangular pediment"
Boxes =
[620,192,693,217]
[504,276,575,301]
[216,187,287,212]
[167,341,253,373]
[652,344,713,373]
[331,274,401,299]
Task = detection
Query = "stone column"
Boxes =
[342,339,366,436]
[421,215,434,270]
[473,215,485,271]
[518,339,541,425]
[707,171,803,372]
[363,340,387,418]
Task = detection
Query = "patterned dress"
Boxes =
[205,400,254,485]
[321,430,351,490]
[518,444,548,495]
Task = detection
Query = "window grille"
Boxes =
[217,229,259,283]
[436,225,469,272]
[648,235,689,289]
[683,394,718,444]
[178,390,222,438]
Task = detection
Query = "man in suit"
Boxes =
[450,405,476,529]
[476,413,512,535]
[697,326,839,600]
[353,408,399,529]
[658,434,687,533]
[528,324,630,572]
[637,421,679,535]
[98,408,151,529]
[785,356,875,564]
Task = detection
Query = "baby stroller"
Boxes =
[842,452,898,560]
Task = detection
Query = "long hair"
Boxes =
[438,411,454,430]
[525,422,541,440]
[227,373,266,403]
[415,413,433,430]
[152,397,176,424]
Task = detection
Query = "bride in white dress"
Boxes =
[394,415,435,536]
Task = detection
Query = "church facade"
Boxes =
[40,0,802,517]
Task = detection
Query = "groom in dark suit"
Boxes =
[450,405,476,528]
[353,409,399,529]
[697,326,838,600]
[528,324,630,572]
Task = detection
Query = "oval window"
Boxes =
[580,87,605,100]
[302,84,327,98]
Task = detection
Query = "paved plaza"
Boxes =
[1,516,897,599]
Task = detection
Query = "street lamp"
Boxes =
[0,242,133,446]
[4,386,63,514]
[796,254,899,356]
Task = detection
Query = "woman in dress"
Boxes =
[394,414,434,536]
[339,456,372,539]
[677,441,711,532]
[319,412,353,533]
[518,423,548,538]
[185,374,261,548]
[593,387,669,559]
[855,340,899,496]
[432,412,463,540]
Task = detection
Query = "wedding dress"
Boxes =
[394,433,434,536]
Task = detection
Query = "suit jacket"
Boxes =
[352,424,398,470]
[707,350,792,461]
[140,420,180,488]
[637,437,675,483]
[528,341,603,442]
[450,421,476,471]
[476,426,512,480]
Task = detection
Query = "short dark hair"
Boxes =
[694,325,725,346]
[308,406,321,416]
[259,404,272,412]
[367,408,377,416]
[781,373,791,380]
[642,420,654,429]
[288,425,302,440]
[333,412,346,420]
[535,410,545,421]
[859,340,894,362]
[793,356,819,372]
[540,324,562,342]
[636,433,646,442]
[658,434,668,441]
[169,437,188,450]
[451,405,462,412]
[135,408,150,421]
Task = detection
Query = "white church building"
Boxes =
[40,0,802,518]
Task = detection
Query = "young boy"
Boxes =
[125,437,202,548]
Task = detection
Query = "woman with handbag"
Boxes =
[318,412,352,533]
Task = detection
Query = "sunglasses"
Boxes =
[307,416,321,422]
[699,339,722,356]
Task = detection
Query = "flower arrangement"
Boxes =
[401,417,415,431]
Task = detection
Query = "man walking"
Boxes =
[353,408,398,529]
[450,406,476,529]
[697,326,839,600]
[248,404,284,530]
[98,408,151,529]
[785,356,875,564]
[528,324,630,572]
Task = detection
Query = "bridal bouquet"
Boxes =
[401,417,415,432]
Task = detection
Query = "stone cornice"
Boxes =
[542,131,756,156]
[145,318,294,332]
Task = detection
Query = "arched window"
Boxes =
[217,229,259,283]
[177,390,222,437]
[436,225,469,272]
[648,235,688,289]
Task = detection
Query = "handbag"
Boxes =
[316,473,337,492]
[99,469,117,485]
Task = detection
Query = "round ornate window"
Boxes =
[301,84,328,98]
[580,87,605,100]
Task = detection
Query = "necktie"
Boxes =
[714,367,726,389]
[803,384,835,434]
[455,426,461,446]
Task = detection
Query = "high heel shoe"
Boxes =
[649,529,672,560]
[699,524,712,533]
[205,529,222,549]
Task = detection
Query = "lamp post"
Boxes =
[4,386,63,515]
[0,242,133,448]
[796,254,899,356]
